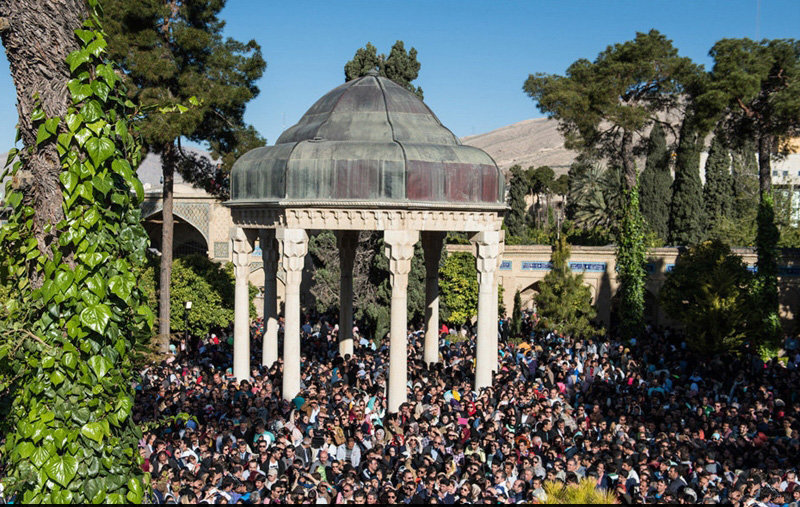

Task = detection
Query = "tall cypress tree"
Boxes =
[703,131,734,229]
[102,0,266,353]
[668,116,706,245]
[639,124,672,240]
[506,165,529,238]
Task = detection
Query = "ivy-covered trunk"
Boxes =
[0,0,87,286]
[757,133,773,196]
[0,1,153,502]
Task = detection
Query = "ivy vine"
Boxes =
[0,0,153,503]
[615,184,648,340]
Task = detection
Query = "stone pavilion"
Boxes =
[225,71,506,412]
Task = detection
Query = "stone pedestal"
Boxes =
[232,227,255,381]
[472,230,502,391]
[276,228,308,401]
[421,231,445,365]
[260,229,279,368]
[384,230,419,413]
[336,230,359,357]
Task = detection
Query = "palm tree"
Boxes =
[541,479,618,504]
[569,164,625,230]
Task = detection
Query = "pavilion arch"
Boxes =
[142,210,209,258]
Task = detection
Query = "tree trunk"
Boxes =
[621,130,636,189]
[758,133,773,198]
[0,0,87,285]
[158,143,177,355]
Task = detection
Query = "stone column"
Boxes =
[491,231,506,372]
[421,231,445,365]
[276,228,308,401]
[231,227,255,382]
[471,230,502,391]
[336,230,359,357]
[260,229,279,368]
[384,230,419,413]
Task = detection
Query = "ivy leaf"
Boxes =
[44,117,60,134]
[127,478,143,503]
[92,174,113,196]
[80,304,112,335]
[53,428,68,450]
[85,477,104,500]
[55,269,74,293]
[15,441,35,460]
[62,352,78,370]
[90,81,110,102]
[80,421,105,443]
[66,48,90,73]
[80,100,103,123]
[85,136,114,167]
[50,370,66,386]
[36,124,52,145]
[44,454,78,488]
[30,446,50,468]
[88,354,112,380]
[96,64,117,87]
[74,127,92,146]
[87,37,107,57]
[59,171,79,194]
[75,28,95,45]
[108,275,134,301]
[66,112,83,132]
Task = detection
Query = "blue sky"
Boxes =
[0,0,798,151]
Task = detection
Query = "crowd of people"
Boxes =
[132,311,800,505]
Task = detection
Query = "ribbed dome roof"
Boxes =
[229,73,504,207]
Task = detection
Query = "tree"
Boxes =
[542,478,618,504]
[344,40,423,99]
[616,185,648,340]
[506,165,529,238]
[752,194,781,352]
[551,174,570,225]
[102,0,266,354]
[639,124,672,240]
[524,29,699,188]
[569,164,624,230]
[438,251,479,326]
[703,130,734,229]
[660,241,752,354]
[511,289,523,337]
[0,1,153,500]
[668,115,706,245]
[528,165,555,227]
[706,38,800,197]
[138,255,257,338]
[535,236,600,338]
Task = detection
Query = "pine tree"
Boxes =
[639,124,672,240]
[703,131,734,229]
[535,236,599,338]
[102,0,266,352]
[506,165,529,237]
[344,41,423,99]
[668,117,706,245]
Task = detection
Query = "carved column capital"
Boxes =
[276,228,308,289]
[471,230,502,286]
[384,230,419,291]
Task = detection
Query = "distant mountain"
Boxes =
[461,117,577,175]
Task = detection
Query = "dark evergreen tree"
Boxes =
[511,289,523,337]
[703,131,734,229]
[639,124,673,240]
[753,194,781,350]
[506,165,529,237]
[535,236,600,338]
[103,0,266,352]
[345,40,423,99]
[668,116,706,245]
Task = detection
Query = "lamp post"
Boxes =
[184,301,192,353]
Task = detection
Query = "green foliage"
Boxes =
[639,124,672,240]
[668,116,706,245]
[535,236,601,339]
[568,164,625,231]
[137,255,255,338]
[344,41,423,99]
[541,478,618,504]
[660,241,752,354]
[0,5,151,502]
[439,252,479,326]
[753,194,781,349]
[525,29,699,185]
[703,132,734,229]
[616,185,648,340]
[506,165,529,237]
[307,231,425,341]
[511,290,523,337]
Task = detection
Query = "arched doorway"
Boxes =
[143,211,209,258]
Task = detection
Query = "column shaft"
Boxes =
[421,231,445,365]
[336,231,359,357]
[491,231,505,372]
[276,228,308,401]
[260,229,279,368]
[472,230,502,391]
[384,230,419,413]
[232,228,254,381]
